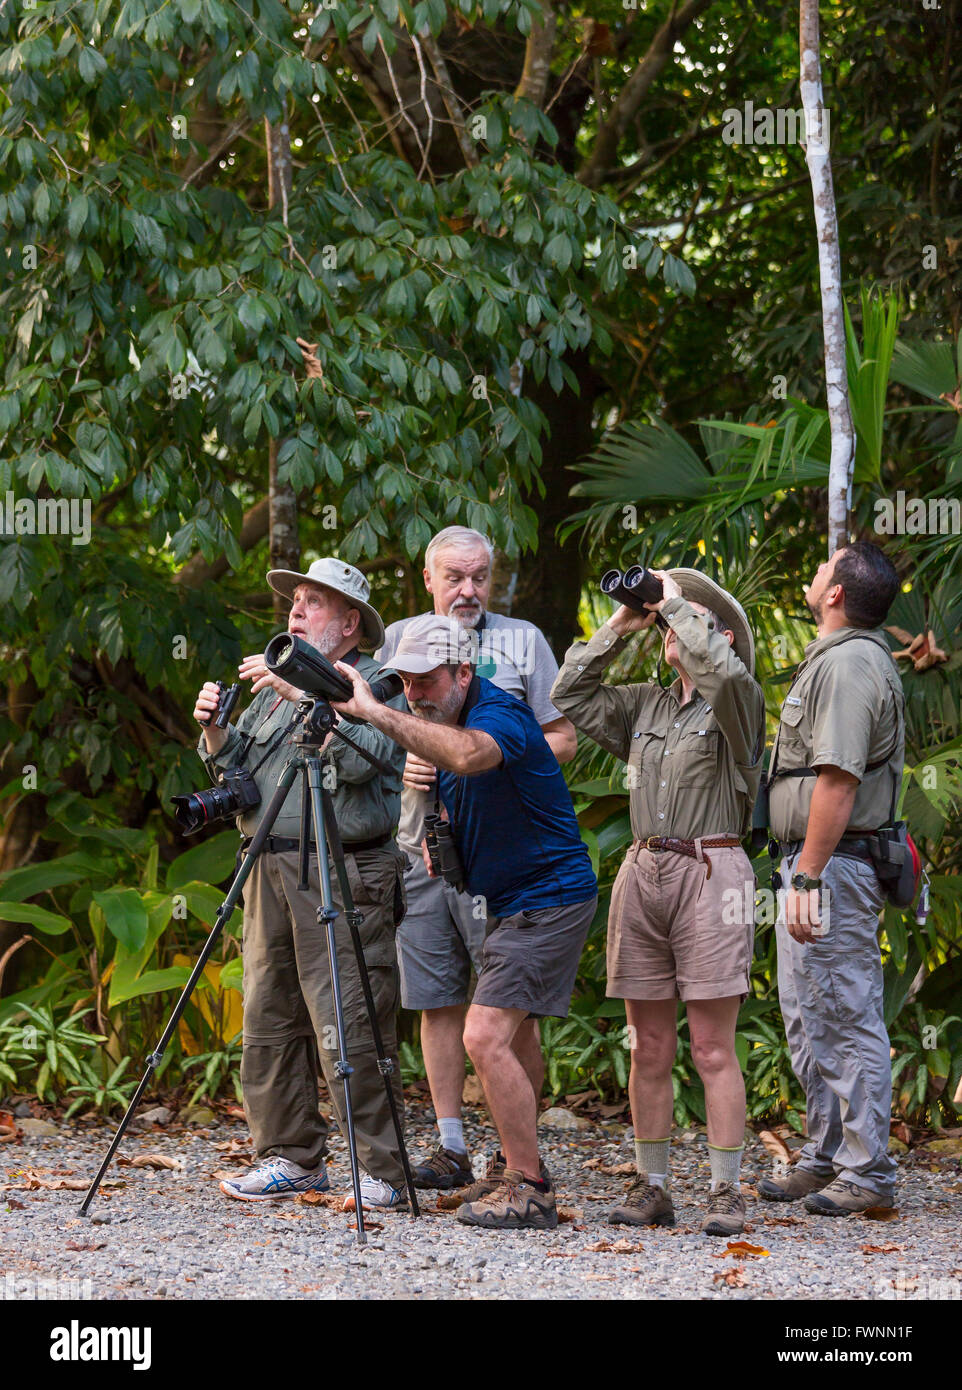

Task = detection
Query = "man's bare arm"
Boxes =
[797,766,859,879]
[541,715,577,763]
[332,664,503,775]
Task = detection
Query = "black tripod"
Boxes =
[80,696,420,1242]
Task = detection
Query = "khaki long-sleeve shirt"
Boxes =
[768,627,905,842]
[551,597,765,840]
[197,650,405,843]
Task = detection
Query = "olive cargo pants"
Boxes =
[239,844,407,1188]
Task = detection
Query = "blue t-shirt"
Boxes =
[438,677,597,917]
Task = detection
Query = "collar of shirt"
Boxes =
[457,673,482,727]
[800,625,891,665]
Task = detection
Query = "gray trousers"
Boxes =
[776,852,896,1200]
[239,844,407,1187]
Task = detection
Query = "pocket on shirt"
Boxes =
[627,722,665,790]
[675,728,720,789]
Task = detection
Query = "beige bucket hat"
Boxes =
[266,557,385,650]
[669,569,755,674]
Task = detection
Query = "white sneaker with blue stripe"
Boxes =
[219,1156,331,1202]
[341,1174,409,1212]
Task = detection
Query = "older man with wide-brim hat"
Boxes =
[551,567,765,1237]
[192,557,410,1212]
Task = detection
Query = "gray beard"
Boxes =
[449,602,483,630]
[411,685,463,723]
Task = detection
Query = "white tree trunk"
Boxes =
[800,1,853,555]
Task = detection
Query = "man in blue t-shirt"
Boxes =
[333,613,598,1232]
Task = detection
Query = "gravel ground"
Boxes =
[2,1101,960,1301]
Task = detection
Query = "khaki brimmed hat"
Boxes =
[669,568,755,674]
[378,613,475,676]
[266,557,385,650]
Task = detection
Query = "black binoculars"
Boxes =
[600,567,667,626]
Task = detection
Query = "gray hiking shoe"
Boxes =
[804,1178,891,1216]
[701,1181,748,1236]
[608,1172,675,1227]
[757,1167,834,1202]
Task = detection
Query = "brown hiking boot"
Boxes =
[757,1167,834,1202]
[608,1172,675,1227]
[701,1182,748,1236]
[456,1169,557,1231]
[440,1150,550,1208]
[411,1145,473,1191]
[804,1178,892,1216]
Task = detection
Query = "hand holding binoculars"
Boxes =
[600,567,667,628]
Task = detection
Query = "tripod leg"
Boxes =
[304,761,367,1244]
[79,758,302,1216]
[321,788,421,1220]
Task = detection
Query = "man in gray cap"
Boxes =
[551,569,764,1236]
[378,526,576,1192]
[333,614,597,1231]
[192,558,410,1211]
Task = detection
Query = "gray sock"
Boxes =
[634,1137,670,1189]
[708,1144,743,1190]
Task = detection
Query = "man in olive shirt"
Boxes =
[193,559,409,1211]
[759,542,904,1215]
[552,569,764,1235]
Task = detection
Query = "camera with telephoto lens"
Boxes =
[171,766,261,836]
[423,812,465,892]
[263,632,403,706]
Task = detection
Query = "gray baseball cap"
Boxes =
[266,557,385,650]
[377,613,476,676]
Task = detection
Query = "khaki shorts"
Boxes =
[607,841,755,1001]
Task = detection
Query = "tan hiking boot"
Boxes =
[456,1169,557,1231]
[411,1144,473,1191]
[757,1167,835,1202]
[804,1178,892,1216]
[440,1150,550,1208]
[608,1172,675,1227]
[701,1181,748,1236]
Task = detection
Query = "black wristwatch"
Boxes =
[791,871,822,892]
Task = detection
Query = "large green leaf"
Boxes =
[91,887,150,953]
[0,852,108,902]
[108,966,195,1007]
[166,831,241,890]
[0,902,73,935]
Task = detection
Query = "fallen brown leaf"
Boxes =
[863,1207,899,1221]
[435,1190,464,1211]
[556,1205,585,1223]
[861,1242,903,1254]
[347,1220,382,1231]
[65,1241,107,1251]
[584,1237,644,1254]
[599,1162,636,1177]
[713,1240,771,1259]
[0,1111,19,1144]
[5,1198,25,1209]
[763,1214,806,1227]
[713,1266,749,1287]
[583,1272,615,1281]
[758,1130,793,1165]
[118,1154,184,1171]
[295,1190,342,1209]
[212,1169,247,1182]
[212,1137,252,1156]
[13,1170,90,1191]
[224,1105,247,1120]
[545,1251,580,1259]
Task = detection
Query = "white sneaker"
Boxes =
[341,1173,409,1212]
[220,1156,330,1201]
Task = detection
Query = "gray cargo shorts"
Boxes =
[397,849,489,1010]
[473,895,599,1019]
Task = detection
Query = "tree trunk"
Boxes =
[800,1,854,555]
[265,107,301,622]
[512,350,603,658]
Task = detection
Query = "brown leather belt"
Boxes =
[636,834,743,879]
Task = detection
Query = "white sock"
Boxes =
[438,1117,466,1154]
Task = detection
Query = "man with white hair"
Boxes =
[377,527,577,1191]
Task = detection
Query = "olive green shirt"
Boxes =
[768,627,905,842]
[551,597,765,840]
[196,650,406,843]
